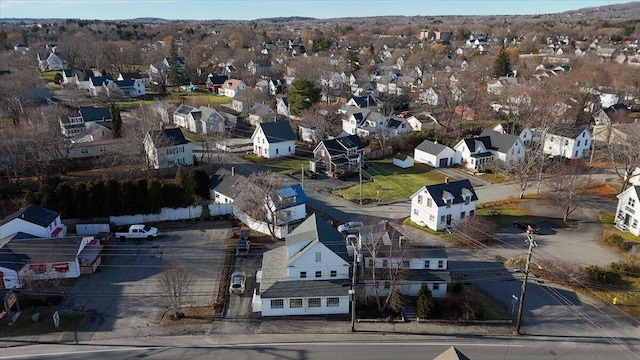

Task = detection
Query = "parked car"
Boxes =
[303,169,317,179]
[236,239,250,256]
[513,220,540,233]
[332,169,357,180]
[229,272,246,294]
[337,221,364,234]
[114,224,159,241]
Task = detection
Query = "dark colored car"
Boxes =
[303,170,317,179]
[513,220,540,233]
[332,169,357,180]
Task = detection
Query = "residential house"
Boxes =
[60,106,111,137]
[205,75,228,93]
[87,76,113,97]
[117,72,150,87]
[276,96,290,118]
[341,109,387,137]
[218,79,246,98]
[453,130,525,171]
[252,121,296,159]
[491,123,540,146]
[478,129,526,165]
[414,140,456,168]
[209,167,244,214]
[344,94,376,110]
[248,103,276,127]
[0,204,67,239]
[37,52,66,71]
[356,222,450,298]
[542,125,592,159]
[103,79,146,98]
[256,214,351,316]
[386,116,412,137]
[0,234,101,289]
[592,104,630,125]
[312,135,364,173]
[410,179,478,231]
[615,186,640,237]
[152,102,177,124]
[143,128,194,169]
[406,113,439,132]
[173,104,227,134]
[393,153,414,168]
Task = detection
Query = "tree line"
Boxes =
[27,167,210,219]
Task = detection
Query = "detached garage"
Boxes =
[393,153,414,168]
[414,140,456,168]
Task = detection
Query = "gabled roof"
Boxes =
[256,121,296,143]
[274,184,307,209]
[207,75,228,85]
[0,235,84,269]
[412,179,478,207]
[351,94,376,108]
[1,204,59,228]
[285,214,349,262]
[479,129,520,154]
[433,346,471,360]
[317,135,364,157]
[221,79,244,90]
[209,167,244,199]
[79,106,111,122]
[462,136,493,153]
[148,128,190,147]
[387,118,404,129]
[550,124,588,139]
[260,279,349,298]
[415,140,452,155]
[249,103,275,118]
[174,103,196,116]
[119,72,143,80]
[89,76,112,86]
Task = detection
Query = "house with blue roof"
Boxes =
[256,214,350,316]
[268,184,308,225]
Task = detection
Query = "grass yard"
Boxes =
[334,159,446,201]
[0,306,82,337]
[177,91,230,105]
[586,275,640,319]
[40,71,61,82]
[465,285,512,321]
[241,154,310,175]
[599,214,640,244]
[475,200,536,228]
[479,172,508,184]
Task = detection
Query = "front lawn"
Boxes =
[479,172,508,184]
[0,305,82,337]
[40,71,61,82]
[476,200,538,228]
[241,154,310,175]
[334,159,446,201]
[177,91,230,105]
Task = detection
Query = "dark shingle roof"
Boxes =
[413,179,478,207]
[415,140,451,155]
[209,168,245,199]
[394,153,408,161]
[551,124,588,139]
[149,128,190,147]
[0,236,84,270]
[260,279,350,298]
[1,204,59,227]
[207,75,228,85]
[462,136,493,153]
[319,135,364,156]
[351,94,375,108]
[79,106,111,122]
[286,214,349,262]
[479,129,520,154]
[258,121,296,143]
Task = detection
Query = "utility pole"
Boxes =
[350,241,358,332]
[359,153,363,205]
[515,231,537,335]
[301,164,304,189]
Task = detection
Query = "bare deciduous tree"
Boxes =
[158,262,194,319]
[608,138,640,193]
[506,154,544,199]
[548,165,590,223]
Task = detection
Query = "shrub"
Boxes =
[416,285,434,319]
[451,282,464,294]
[586,265,620,284]
[603,233,626,250]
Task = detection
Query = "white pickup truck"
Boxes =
[114,224,159,241]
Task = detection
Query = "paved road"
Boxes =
[2,333,639,360]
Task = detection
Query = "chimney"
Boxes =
[445,177,449,184]
[231,166,235,176]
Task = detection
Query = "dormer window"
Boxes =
[446,199,452,208]
[465,196,470,205]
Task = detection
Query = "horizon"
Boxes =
[0,0,635,21]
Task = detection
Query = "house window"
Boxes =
[81,148,88,154]
[577,140,581,147]
[384,281,391,289]
[461,211,466,219]
[465,196,470,205]
[53,263,69,273]
[315,252,321,262]
[427,198,432,207]
[300,271,307,278]
[288,146,291,152]
[413,209,419,215]
[438,260,444,269]
[425,260,430,268]
[433,283,440,290]
[429,215,435,221]
[368,259,374,268]
[276,148,279,155]
[628,198,636,208]
[402,260,410,268]
[382,259,388,268]
[446,199,452,208]
[290,298,303,308]
[330,270,337,277]
[308,298,321,308]
[315,271,322,278]
[271,299,284,309]
[470,210,475,217]
[327,297,340,307]
[440,216,446,223]
[30,264,46,274]
[99,146,107,152]
[417,195,423,204]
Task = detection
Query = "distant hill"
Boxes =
[555,1,640,21]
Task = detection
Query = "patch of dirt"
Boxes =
[577,184,620,200]
[159,306,215,326]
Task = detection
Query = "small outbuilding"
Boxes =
[393,153,414,168]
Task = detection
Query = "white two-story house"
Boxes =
[615,186,640,237]
[252,121,296,159]
[256,214,351,316]
[0,204,67,239]
[143,128,193,169]
[454,130,525,171]
[410,179,478,231]
[542,125,592,160]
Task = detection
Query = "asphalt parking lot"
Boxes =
[60,220,232,338]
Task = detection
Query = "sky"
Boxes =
[0,0,634,20]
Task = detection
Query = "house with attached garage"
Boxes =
[255,214,351,316]
[143,128,193,169]
[414,140,456,168]
[0,234,102,289]
[0,204,67,239]
[542,125,592,160]
[454,130,525,171]
[252,121,296,159]
[60,106,111,137]
[478,129,526,165]
[355,222,450,298]
[410,179,478,231]
[312,135,364,174]
[615,186,640,237]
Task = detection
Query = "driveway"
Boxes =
[60,221,232,340]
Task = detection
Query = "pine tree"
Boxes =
[416,284,434,319]
[346,47,361,73]
[167,42,180,85]
[493,46,511,78]
[110,104,122,138]
[289,78,321,116]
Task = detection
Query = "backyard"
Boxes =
[334,158,447,202]
[241,154,310,175]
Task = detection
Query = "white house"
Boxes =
[0,204,67,239]
[542,125,592,159]
[256,214,351,316]
[218,79,246,98]
[615,186,640,237]
[385,117,412,137]
[454,130,526,171]
[267,184,308,225]
[479,129,526,165]
[38,52,66,71]
[630,167,640,187]
[60,106,111,137]
[103,79,146,98]
[356,222,450,298]
[410,179,478,231]
[252,121,296,159]
[143,128,193,169]
[209,167,244,214]
[414,140,456,168]
[393,153,414,168]
[0,235,98,289]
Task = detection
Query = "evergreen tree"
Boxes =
[120,179,137,215]
[55,182,74,219]
[103,178,121,215]
[73,182,88,218]
[147,178,163,214]
[289,78,321,116]
[416,284,435,319]
[189,168,210,200]
[87,180,107,217]
[167,42,180,85]
[493,46,511,78]
[110,104,123,138]
[175,167,194,202]
[38,184,57,211]
[346,47,361,73]
[134,178,149,214]
[22,190,38,207]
